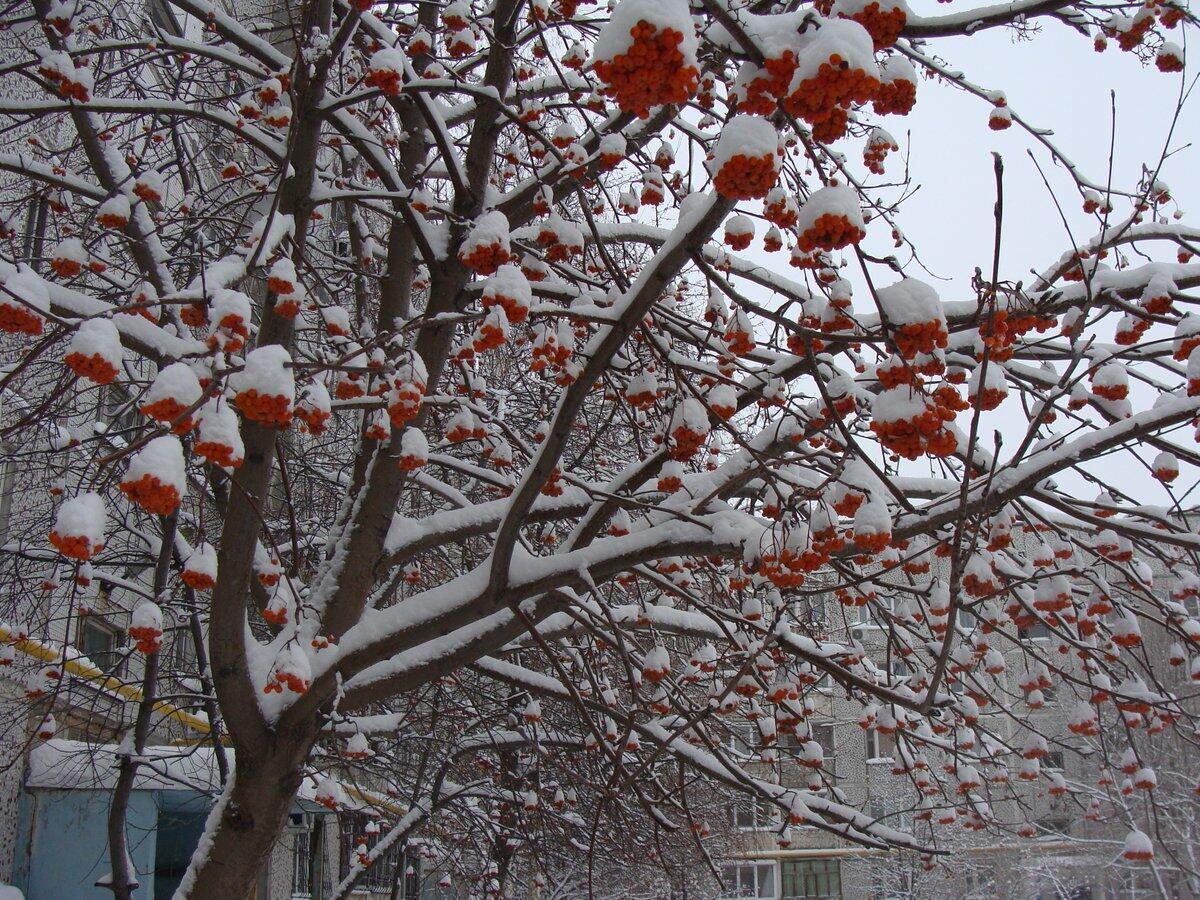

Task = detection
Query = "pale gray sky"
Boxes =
[861,12,1198,506]
[671,13,1196,505]
[897,8,1195,297]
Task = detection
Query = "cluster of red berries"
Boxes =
[235,389,293,428]
[594,22,699,119]
[797,213,866,254]
[713,153,779,201]
[120,473,182,516]
[65,351,119,385]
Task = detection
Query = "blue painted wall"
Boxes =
[151,792,209,900]
[13,789,159,900]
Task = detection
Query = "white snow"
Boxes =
[125,435,187,496]
[871,386,928,423]
[145,362,202,409]
[130,600,163,640]
[184,543,218,584]
[210,289,252,330]
[791,18,877,84]
[876,278,944,326]
[196,399,245,466]
[3,266,49,315]
[460,210,511,258]
[710,115,780,172]
[69,318,124,375]
[368,46,406,77]
[233,344,295,399]
[593,0,698,66]
[797,186,866,237]
[52,493,107,550]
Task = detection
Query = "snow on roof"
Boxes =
[28,739,223,793]
[28,740,384,812]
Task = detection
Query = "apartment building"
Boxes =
[715,542,1198,900]
[0,396,437,899]
[0,573,440,900]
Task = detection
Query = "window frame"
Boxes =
[865,728,897,764]
[790,595,829,632]
[163,623,195,675]
[963,867,996,900]
[727,721,758,757]
[1035,816,1071,838]
[77,615,126,676]
[779,722,837,782]
[727,796,777,832]
[1018,620,1052,642]
[339,811,399,893]
[290,819,315,899]
[780,856,841,900]
[719,861,776,899]
[854,593,894,628]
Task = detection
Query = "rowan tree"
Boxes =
[0,0,1199,896]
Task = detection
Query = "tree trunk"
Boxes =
[107,514,175,899]
[174,741,309,900]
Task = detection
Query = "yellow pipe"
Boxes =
[0,626,407,814]
[0,623,213,733]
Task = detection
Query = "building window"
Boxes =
[957,607,978,631]
[400,856,421,899]
[291,817,322,898]
[781,723,834,753]
[1036,817,1070,838]
[100,384,140,434]
[340,812,399,893]
[812,723,835,759]
[78,617,125,675]
[720,862,775,898]
[727,722,758,756]
[728,796,776,831]
[964,868,995,899]
[815,724,836,769]
[781,858,841,899]
[866,728,896,762]
[1045,751,1064,771]
[782,723,836,778]
[792,595,828,630]
[856,593,893,627]
[874,865,915,899]
[1019,620,1051,641]
[164,625,195,674]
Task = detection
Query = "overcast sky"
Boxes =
[897,7,1194,296]
[903,11,1196,506]
[823,10,1199,507]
